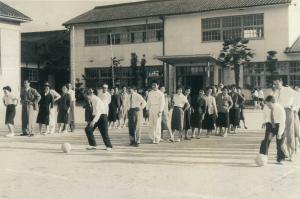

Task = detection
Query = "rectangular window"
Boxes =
[85,23,163,46]
[202,14,264,42]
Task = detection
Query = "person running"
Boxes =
[171,87,190,142]
[85,89,113,151]
[216,87,233,137]
[183,88,192,140]
[260,95,286,164]
[191,90,206,139]
[127,86,146,147]
[202,87,218,137]
[36,84,54,135]
[2,86,18,137]
[229,86,245,134]
[160,86,174,142]
[57,85,71,134]
[147,82,165,144]
[20,80,41,136]
[237,87,248,129]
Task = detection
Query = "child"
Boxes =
[260,95,286,164]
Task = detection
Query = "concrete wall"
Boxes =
[71,18,164,84]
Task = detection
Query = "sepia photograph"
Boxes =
[0,0,300,198]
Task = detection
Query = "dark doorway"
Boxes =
[190,75,204,95]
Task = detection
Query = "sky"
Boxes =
[4,0,145,32]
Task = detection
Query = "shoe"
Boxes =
[175,138,181,142]
[168,138,174,142]
[20,133,28,136]
[28,134,34,137]
[184,137,191,140]
[106,147,112,151]
[222,133,228,137]
[134,143,140,147]
[86,146,97,150]
[5,133,15,138]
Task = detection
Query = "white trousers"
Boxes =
[148,105,162,142]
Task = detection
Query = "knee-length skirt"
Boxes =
[191,112,204,129]
[240,108,245,121]
[202,113,215,130]
[5,105,16,125]
[229,108,241,126]
[108,105,118,122]
[171,107,184,131]
[183,109,191,130]
[216,112,230,128]
[37,107,50,125]
[57,110,69,124]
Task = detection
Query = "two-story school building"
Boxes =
[63,0,300,93]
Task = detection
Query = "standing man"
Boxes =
[85,89,113,151]
[128,86,146,147]
[98,84,111,123]
[20,80,41,136]
[120,86,130,128]
[147,82,165,144]
[272,78,298,161]
[67,83,76,132]
[160,86,174,142]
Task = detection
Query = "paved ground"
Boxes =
[0,124,299,199]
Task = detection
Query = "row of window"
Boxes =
[85,23,164,46]
[244,62,300,75]
[202,14,264,41]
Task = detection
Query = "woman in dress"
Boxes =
[37,84,54,135]
[109,88,121,129]
[2,86,18,137]
[191,90,207,139]
[143,90,149,125]
[215,87,233,137]
[57,85,71,133]
[202,87,218,137]
[229,86,245,134]
[171,86,190,142]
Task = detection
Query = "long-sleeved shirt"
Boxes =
[263,103,286,137]
[129,92,146,110]
[90,95,106,123]
[215,93,233,113]
[205,95,217,115]
[98,91,111,115]
[147,90,165,112]
[271,86,297,109]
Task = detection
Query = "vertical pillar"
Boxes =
[70,25,76,87]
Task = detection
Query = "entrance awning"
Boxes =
[155,54,219,65]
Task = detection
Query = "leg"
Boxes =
[21,105,29,135]
[98,115,113,148]
[259,124,274,155]
[128,110,136,144]
[136,111,142,144]
[39,124,42,134]
[85,123,97,147]
[285,109,295,160]
[276,134,286,163]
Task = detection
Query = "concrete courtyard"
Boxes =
[0,111,300,199]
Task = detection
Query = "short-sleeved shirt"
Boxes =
[173,94,188,108]
[3,94,17,105]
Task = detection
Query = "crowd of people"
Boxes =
[3,78,300,164]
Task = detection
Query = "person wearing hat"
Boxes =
[36,83,54,135]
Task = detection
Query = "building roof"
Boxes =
[285,36,300,54]
[0,1,31,22]
[63,0,292,26]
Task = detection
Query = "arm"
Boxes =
[213,98,218,116]
[33,89,41,104]
[277,106,286,139]
[91,99,102,124]
[159,93,165,113]
[52,90,61,102]
[228,96,233,110]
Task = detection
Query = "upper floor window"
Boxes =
[85,23,163,46]
[202,14,264,42]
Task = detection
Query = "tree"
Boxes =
[219,38,254,86]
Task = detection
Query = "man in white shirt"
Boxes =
[128,86,146,147]
[98,84,111,116]
[85,89,113,151]
[147,82,165,144]
[272,78,298,161]
[260,95,286,164]
[67,83,76,132]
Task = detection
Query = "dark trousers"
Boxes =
[85,114,112,148]
[259,123,286,162]
[128,108,140,144]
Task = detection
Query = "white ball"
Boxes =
[255,154,268,166]
[61,142,72,153]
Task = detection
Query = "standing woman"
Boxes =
[237,87,247,129]
[229,86,245,134]
[2,86,18,137]
[191,90,207,139]
[171,87,190,142]
[37,84,54,135]
[109,88,121,129]
[202,87,218,137]
[143,90,149,125]
[57,85,71,133]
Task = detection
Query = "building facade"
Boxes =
[0,2,31,96]
[64,0,300,93]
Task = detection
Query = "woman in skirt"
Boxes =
[37,84,54,135]
[2,86,18,137]
[202,87,218,137]
[215,87,233,137]
[57,85,71,133]
[109,88,121,129]
[183,88,192,140]
[171,87,190,142]
[229,86,245,134]
[191,90,207,139]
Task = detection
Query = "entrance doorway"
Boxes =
[190,75,204,94]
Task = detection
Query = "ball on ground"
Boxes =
[61,142,72,153]
[255,154,268,166]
